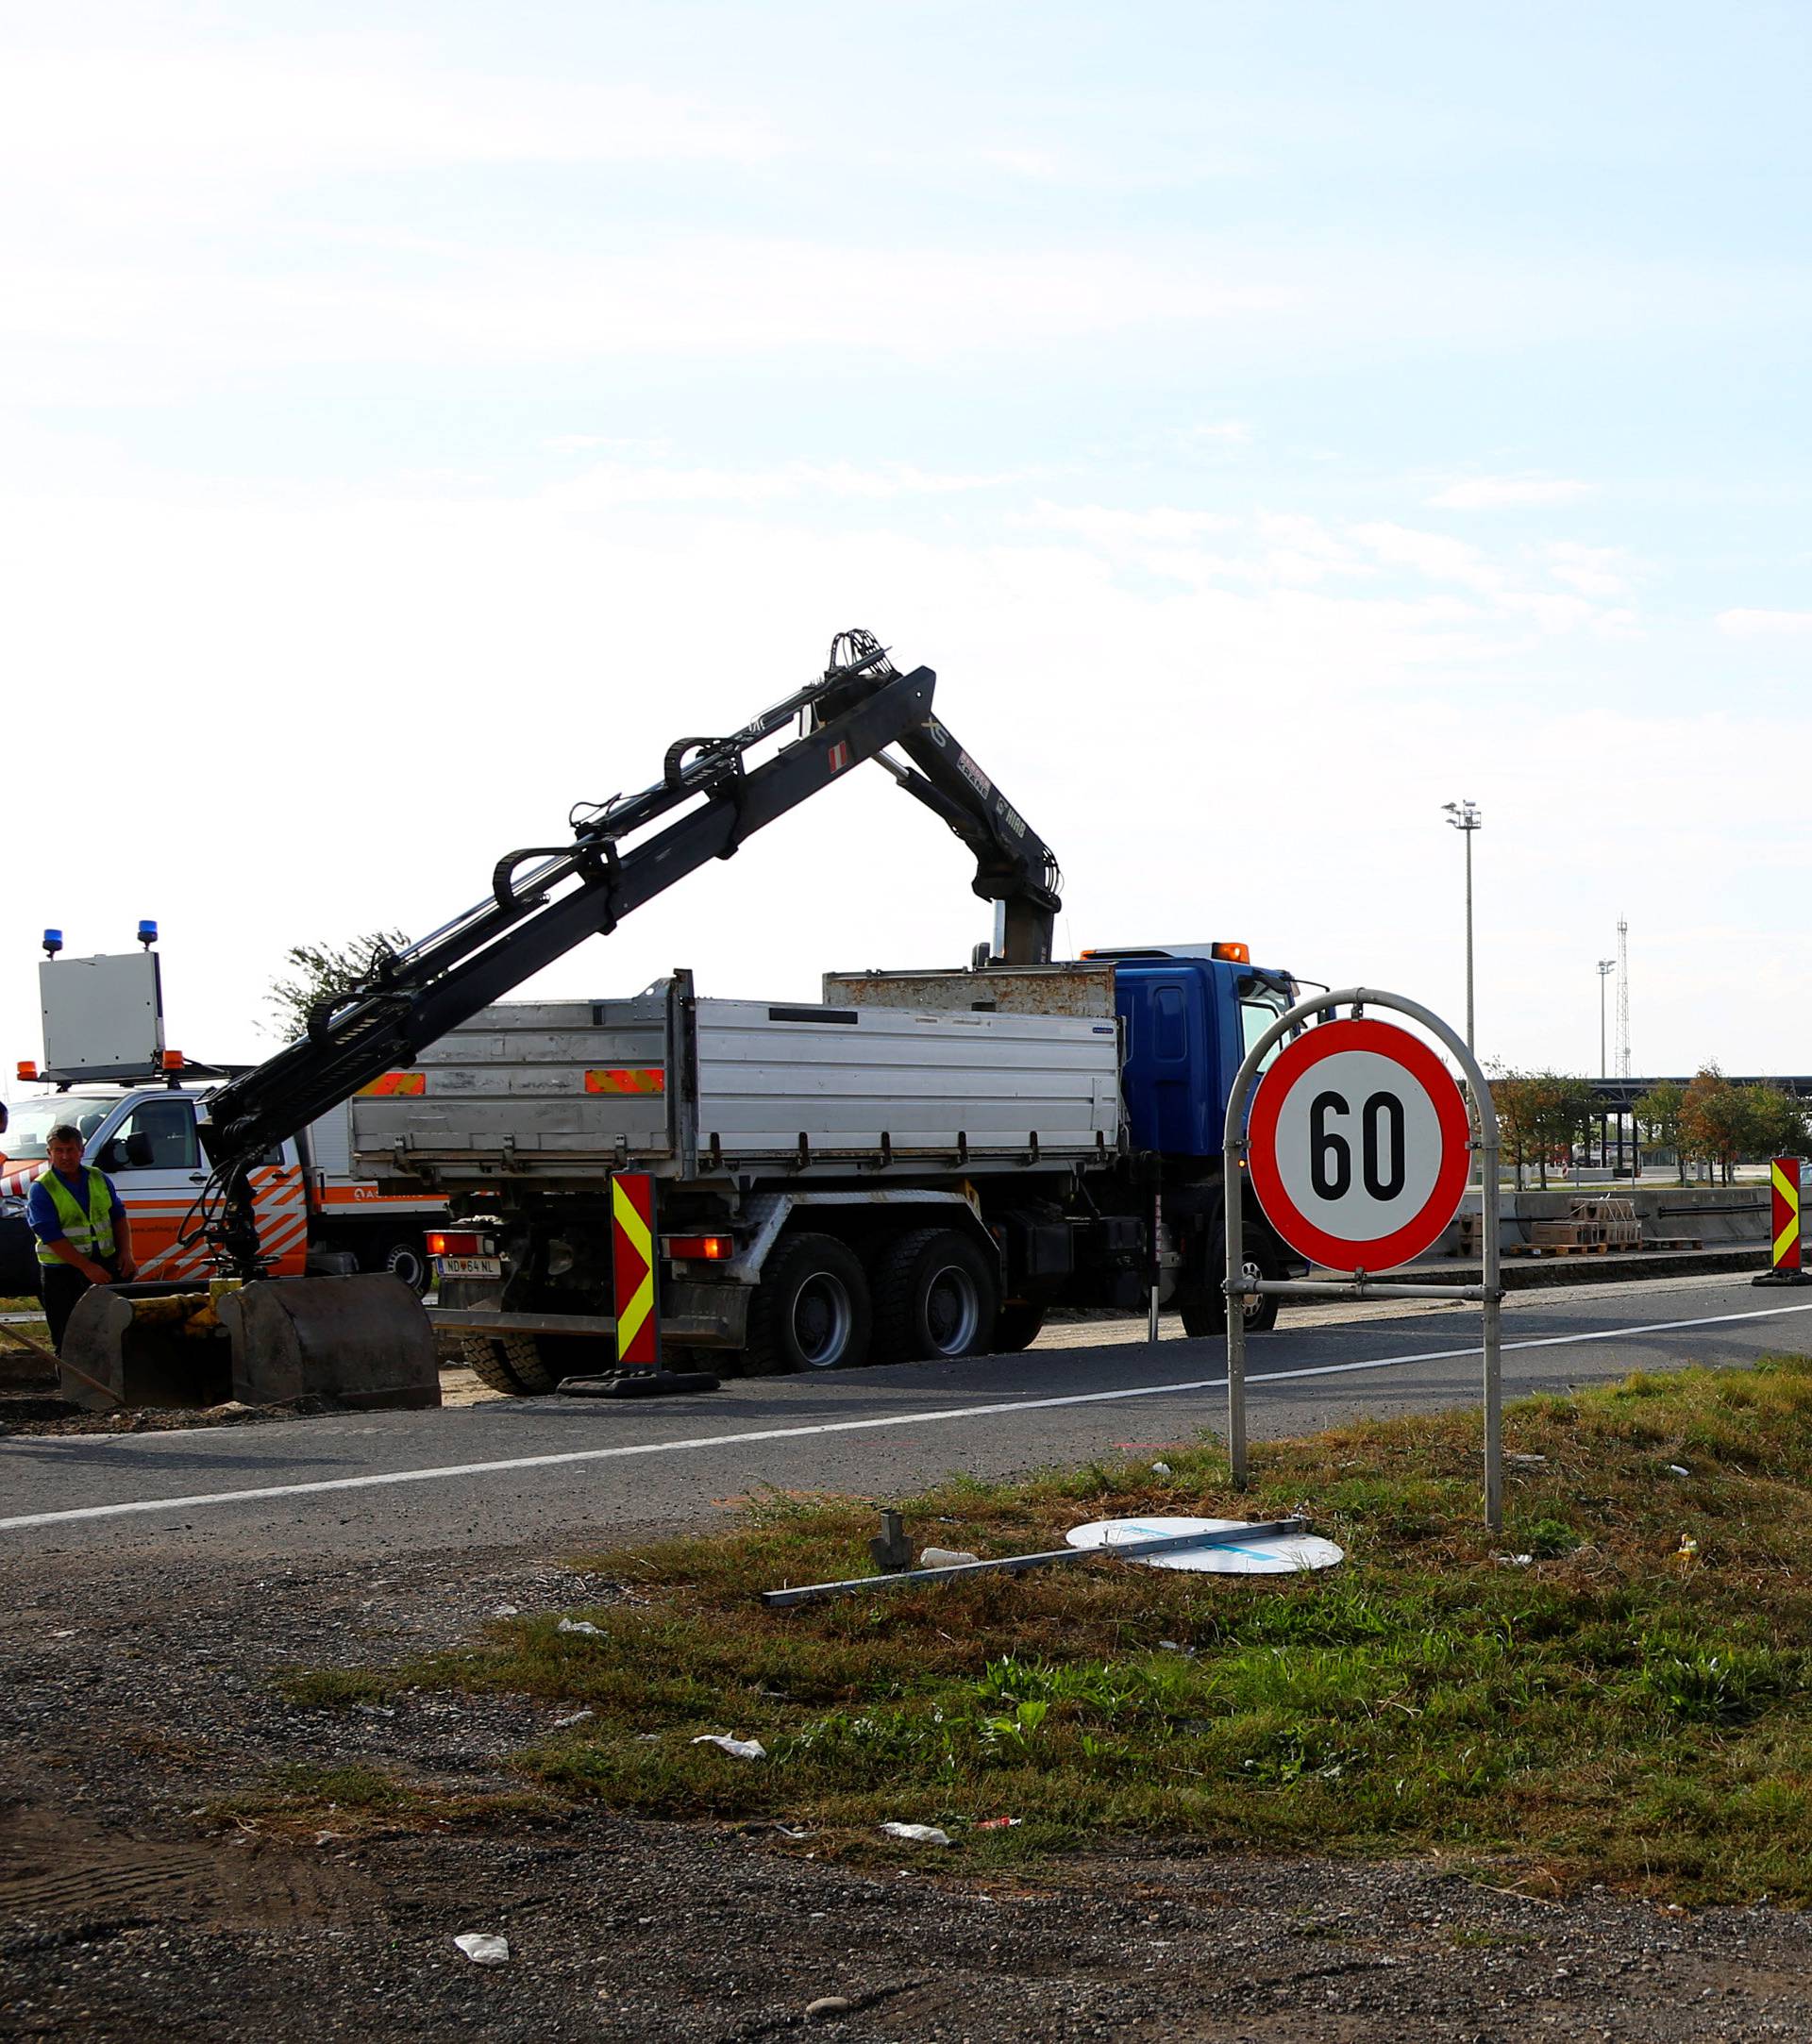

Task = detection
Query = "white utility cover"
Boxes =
[39,950,164,1076]
[1065,1515,1345,1575]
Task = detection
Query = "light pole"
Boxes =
[1443,800,1482,1187]
[1442,801,1482,1053]
[1597,959,1615,1079]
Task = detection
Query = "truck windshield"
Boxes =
[1238,986,1291,1071]
[2,1094,116,1163]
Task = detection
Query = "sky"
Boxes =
[4,0,1811,1104]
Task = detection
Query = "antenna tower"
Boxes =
[1615,914,1632,1077]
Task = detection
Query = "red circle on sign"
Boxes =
[1246,1017,1471,1272]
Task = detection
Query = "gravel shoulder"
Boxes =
[4,1535,1810,2042]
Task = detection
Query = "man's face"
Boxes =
[47,1136,84,1176]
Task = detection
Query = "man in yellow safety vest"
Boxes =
[27,1125,138,1352]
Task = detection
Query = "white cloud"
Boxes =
[1717,609,1812,637]
[1350,521,1504,594]
[0,241,1308,398]
[554,461,1026,509]
[1545,542,1636,597]
[1428,475,1595,509]
[0,474,1798,1086]
[0,41,787,189]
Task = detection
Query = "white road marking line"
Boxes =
[5,1298,1811,1534]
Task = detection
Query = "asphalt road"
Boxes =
[6,1271,1810,1567]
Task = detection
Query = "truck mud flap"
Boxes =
[217,1275,442,1412]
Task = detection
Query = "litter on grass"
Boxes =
[918,1546,980,1568]
[1065,1516,1344,1575]
[692,1734,766,1761]
[453,1933,510,1966]
[550,1709,595,1729]
[880,1822,951,1846]
[556,1617,603,1636]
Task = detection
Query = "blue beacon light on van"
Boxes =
[42,929,62,958]
[138,920,159,948]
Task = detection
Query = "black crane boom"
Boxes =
[196,632,1062,1276]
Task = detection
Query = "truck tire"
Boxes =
[1178,1245,1280,1338]
[381,1239,429,1295]
[744,1233,872,1374]
[990,1301,1046,1353]
[458,1332,558,1396]
[872,1227,1000,1364]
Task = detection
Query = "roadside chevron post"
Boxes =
[611,1172,662,1367]
[1754,1156,1807,1288]
[1773,1157,1801,1271]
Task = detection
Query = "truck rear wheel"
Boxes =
[459,1332,558,1396]
[990,1301,1047,1353]
[872,1228,999,1364]
[744,1233,872,1374]
[1178,1245,1280,1338]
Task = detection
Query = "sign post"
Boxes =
[1753,1156,1807,1288]
[1223,989,1503,1530]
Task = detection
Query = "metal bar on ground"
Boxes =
[761,1516,1310,1608]
[1253,1279,1489,1302]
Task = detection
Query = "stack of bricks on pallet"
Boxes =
[1453,1198,1705,1257]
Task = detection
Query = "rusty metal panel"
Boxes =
[821,963,1116,1018]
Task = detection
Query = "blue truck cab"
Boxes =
[1092,944,1300,1158]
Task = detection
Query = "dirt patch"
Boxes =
[4,1536,1812,2041]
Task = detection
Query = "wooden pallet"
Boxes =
[1504,1240,1611,1258]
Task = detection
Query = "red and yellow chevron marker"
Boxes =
[1772,1156,1802,1273]
[611,1172,661,1367]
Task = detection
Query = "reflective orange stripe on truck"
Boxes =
[358,1072,427,1097]
[585,1068,666,1095]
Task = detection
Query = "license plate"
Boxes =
[437,1255,502,1280]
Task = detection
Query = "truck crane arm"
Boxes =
[823,628,1062,971]
[196,631,1063,1277]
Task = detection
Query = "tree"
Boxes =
[1531,1074,1600,1182]
[1743,1084,1810,1166]
[1488,1068,1596,1188]
[1681,1066,1750,1184]
[1488,1067,1541,1188]
[1634,1080,1688,1184]
[263,930,409,1040]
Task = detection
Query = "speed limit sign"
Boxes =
[1246,1017,1471,1272]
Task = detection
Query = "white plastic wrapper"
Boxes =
[691,1734,766,1761]
[453,1933,510,1967]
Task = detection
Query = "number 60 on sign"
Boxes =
[1246,1018,1472,1274]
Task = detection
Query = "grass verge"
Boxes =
[279,1355,1812,1901]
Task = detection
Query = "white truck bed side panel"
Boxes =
[349,997,672,1164]
[694,1001,1118,1158]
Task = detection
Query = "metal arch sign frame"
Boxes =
[1222,987,1505,1531]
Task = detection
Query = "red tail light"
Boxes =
[428,1230,491,1256]
[663,1234,732,1261]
